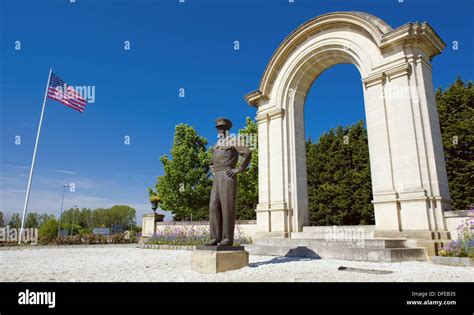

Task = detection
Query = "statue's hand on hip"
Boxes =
[225,168,240,178]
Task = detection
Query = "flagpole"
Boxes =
[18,68,52,244]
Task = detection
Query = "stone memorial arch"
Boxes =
[245,12,451,239]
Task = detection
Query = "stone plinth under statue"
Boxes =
[191,246,249,274]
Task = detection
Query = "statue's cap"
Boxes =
[215,117,233,130]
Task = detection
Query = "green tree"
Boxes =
[25,212,40,228]
[347,122,374,224]
[436,78,474,210]
[60,208,81,230]
[38,217,59,243]
[236,117,258,220]
[108,205,136,229]
[0,211,4,227]
[89,205,136,230]
[156,124,212,221]
[76,208,92,229]
[306,121,374,225]
[91,208,108,228]
[57,206,135,234]
[8,213,21,229]
[38,213,55,227]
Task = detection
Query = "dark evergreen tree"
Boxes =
[306,121,374,225]
[436,78,474,210]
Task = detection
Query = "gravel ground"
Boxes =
[0,245,472,282]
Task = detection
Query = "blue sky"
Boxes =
[1,0,473,222]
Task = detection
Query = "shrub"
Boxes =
[37,231,136,245]
[149,195,161,204]
[439,209,473,258]
[38,218,59,244]
[79,227,93,235]
[55,234,82,245]
[80,233,108,244]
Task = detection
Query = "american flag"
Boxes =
[47,72,87,113]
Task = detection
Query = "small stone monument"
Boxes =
[191,118,251,274]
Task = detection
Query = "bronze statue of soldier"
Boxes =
[205,118,251,247]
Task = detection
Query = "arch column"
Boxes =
[253,106,291,238]
[366,65,451,236]
[362,70,400,231]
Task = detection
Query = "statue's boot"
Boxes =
[217,239,233,246]
[204,239,220,246]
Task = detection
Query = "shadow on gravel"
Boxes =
[249,255,319,268]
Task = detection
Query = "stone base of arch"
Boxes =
[253,203,292,238]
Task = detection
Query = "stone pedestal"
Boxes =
[191,246,249,274]
[142,213,165,237]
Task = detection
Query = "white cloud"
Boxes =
[50,169,78,175]
[3,164,29,170]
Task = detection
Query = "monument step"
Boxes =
[405,239,451,257]
[244,244,426,262]
[255,237,407,249]
[374,230,451,240]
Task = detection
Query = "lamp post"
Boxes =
[71,205,77,236]
[57,184,69,237]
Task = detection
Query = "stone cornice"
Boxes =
[380,22,446,58]
[362,63,412,88]
[256,107,285,122]
[244,89,269,107]
[385,63,412,80]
